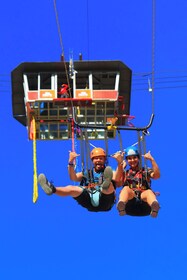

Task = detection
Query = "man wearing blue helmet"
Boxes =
[116,146,160,217]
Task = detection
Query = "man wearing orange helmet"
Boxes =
[38,147,123,212]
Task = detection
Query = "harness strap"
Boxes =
[84,185,101,193]
[80,129,85,172]
[130,185,148,192]
[117,129,123,153]
[104,130,109,165]
[129,187,160,200]
[31,117,38,203]
[125,168,151,189]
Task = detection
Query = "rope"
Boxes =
[71,119,75,152]
[85,130,91,171]
[32,117,38,203]
[86,0,90,61]
[142,132,147,169]
[80,129,85,172]
[53,0,78,157]
[53,0,64,55]
[137,131,142,170]
[53,0,72,98]
[141,132,148,181]
[117,130,123,152]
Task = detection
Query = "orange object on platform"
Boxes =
[93,90,118,100]
[39,90,56,99]
[75,89,92,99]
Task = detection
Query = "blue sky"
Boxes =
[1,0,187,279]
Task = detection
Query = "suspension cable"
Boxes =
[53,0,72,98]
[53,0,64,54]
[86,0,90,61]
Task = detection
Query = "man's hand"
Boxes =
[111,152,126,168]
[69,151,80,163]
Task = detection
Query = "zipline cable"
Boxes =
[53,0,72,99]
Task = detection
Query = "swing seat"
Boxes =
[125,197,152,217]
[89,190,100,207]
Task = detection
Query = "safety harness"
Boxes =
[80,168,105,207]
[124,167,152,199]
[80,168,104,190]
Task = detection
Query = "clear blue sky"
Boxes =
[1,0,187,279]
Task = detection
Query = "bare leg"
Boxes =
[38,174,83,198]
[119,186,134,202]
[141,189,157,206]
[55,185,83,198]
[141,190,160,218]
[117,187,134,216]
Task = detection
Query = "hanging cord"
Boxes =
[53,0,64,55]
[86,0,90,61]
[80,128,85,172]
[137,131,144,186]
[137,131,143,169]
[85,130,92,174]
[71,119,75,152]
[142,131,147,168]
[141,131,148,180]
[53,0,79,157]
[32,117,38,203]
[117,129,123,152]
[53,0,72,98]
[104,130,109,165]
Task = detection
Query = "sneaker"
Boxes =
[101,166,113,190]
[38,173,56,195]
[150,201,160,218]
[117,201,126,216]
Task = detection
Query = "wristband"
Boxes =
[68,163,74,166]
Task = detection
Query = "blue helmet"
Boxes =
[125,146,139,158]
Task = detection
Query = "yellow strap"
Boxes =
[107,117,118,131]
[32,117,38,203]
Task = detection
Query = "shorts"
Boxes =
[125,197,151,216]
[73,188,115,212]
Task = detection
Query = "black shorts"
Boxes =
[125,197,151,216]
[73,188,115,212]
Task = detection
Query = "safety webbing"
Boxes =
[80,128,85,172]
[85,130,93,177]
[71,119,75,152]
[117,129,123,152]
[104,130,109,165]
[137,131,142,169]
[142,132,147,169]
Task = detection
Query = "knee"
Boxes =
[67,185,78,192]
[120,186,134,197]
[141,189,156,200]
[146,189,155,196]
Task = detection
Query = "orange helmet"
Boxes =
[90,147,106,160]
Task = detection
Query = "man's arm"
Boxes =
[111,152,125,187]
[68,151,83,182]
